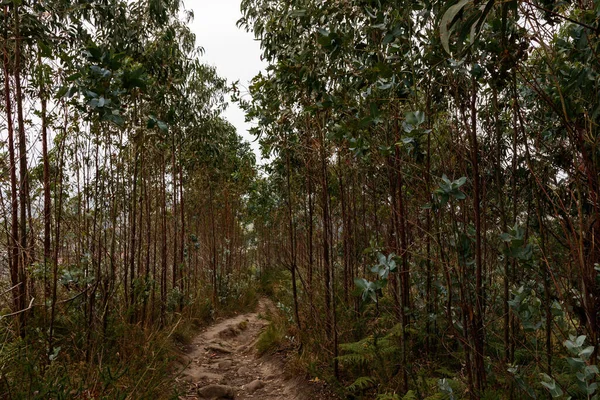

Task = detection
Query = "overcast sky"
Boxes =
[186,0,266,161]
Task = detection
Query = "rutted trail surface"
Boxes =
[176,299,333,399]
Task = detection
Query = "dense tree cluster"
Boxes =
[0,0,256,396]
[2,0,600,398]
[238,0,600,398]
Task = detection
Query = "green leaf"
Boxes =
[56,85,69,98]
[373,279,387,290]
[585,365,599,376]
[288,9,306,17]
[438,378,455,400]
[66,72,82,82]
[38,41,52,57]
[347,376,376,392]
[49,346,61,362]
[540,374,563,398]
[157,120,168,132]
[579,346,595,360]
[440,0,472,54]
[471,0,496,45]
[354,278,369,291]
[405,111,425,126]
[567,357,586,369]
[317,29,332,47]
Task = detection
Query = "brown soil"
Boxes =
[175,299,335,400]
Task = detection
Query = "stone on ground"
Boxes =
[244,379,265,393]
[197,384,235,399]
[237,366,251,375]
[206,343,233,354]
[217,359,233,369]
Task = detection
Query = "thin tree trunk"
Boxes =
[48,111,66,362]
[285,139,301,331]
[468,76,486,394]
[13,2,30,332]
[2,8,21,332]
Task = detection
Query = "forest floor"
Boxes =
[174,298,335,399]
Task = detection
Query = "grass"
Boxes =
[0,273,263,399]
[256,321,286,355]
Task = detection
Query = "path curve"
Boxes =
[176,299,331,400]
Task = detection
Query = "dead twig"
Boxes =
[0,297,34,320]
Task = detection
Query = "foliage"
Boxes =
[0,0,259,396]
[2,0,600,397]
[338,325,403,396]
[256,313,287,356]
[237,0,600,397]
[355,252,398,303]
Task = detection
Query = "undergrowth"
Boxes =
[0,270,261,399]
[256,310,288,356]
[0,315,191,399]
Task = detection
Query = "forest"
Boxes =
[0,0,599,399]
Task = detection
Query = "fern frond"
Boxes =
[401,390,418,400]
[376,393,401,400]
[336,353,371,366]
[347,376,376,392]
[340,337,373,354]
[377,341,401,355]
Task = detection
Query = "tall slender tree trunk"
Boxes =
[210,184,218,306]
[3,8,21,333]
[179,164,186,308]
[129,146,139,318]
[285,139,301,331]
[468,76,486,394]
[160,156,168,324]
[394,107,410,391]
[172,146,179,298]
[48,112,66,362]
[319,121,337,378]
[38,52,52,324]
[13,2,30,332]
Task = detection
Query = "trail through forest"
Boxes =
[176,299,332,400]
[2,0,600,398]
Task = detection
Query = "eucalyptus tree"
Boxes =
[0,0,260,396]
[240,0,600,398]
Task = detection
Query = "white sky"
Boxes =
[185,0,266,162]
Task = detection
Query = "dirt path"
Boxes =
[175,299,332,399]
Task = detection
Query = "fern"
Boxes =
[336,353,370,366]
[377,393,401,400]
[347,376,376,392]
[339,336,373,353]
[339,326,406,396]
[387,323,404,338]
[402,390,418,400]
[378,340,401,355]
